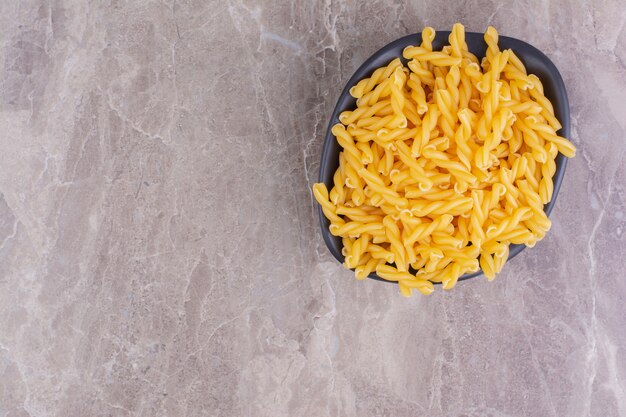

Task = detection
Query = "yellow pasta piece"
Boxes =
[313,183,344,225]
[389,67,408,128]
[479,250,496,281]
[349,58,402,99]
[539,142,559,204]
[355,258,384,280]
[340,100,391,125]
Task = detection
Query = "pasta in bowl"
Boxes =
[313,24,575,296]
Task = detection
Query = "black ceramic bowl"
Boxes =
[317,31,570,284]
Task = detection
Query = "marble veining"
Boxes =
[0,1,625,416]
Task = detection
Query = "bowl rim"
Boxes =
[317,30,570,284]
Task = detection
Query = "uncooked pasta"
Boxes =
[313,24,576,296]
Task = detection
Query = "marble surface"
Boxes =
[0,1,625,416]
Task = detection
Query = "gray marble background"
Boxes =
[1,1,625,416]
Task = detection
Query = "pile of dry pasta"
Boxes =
[313,24,576,296]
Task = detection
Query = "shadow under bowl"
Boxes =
[317,31,570,284]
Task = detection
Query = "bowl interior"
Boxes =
[317,31,570,283]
